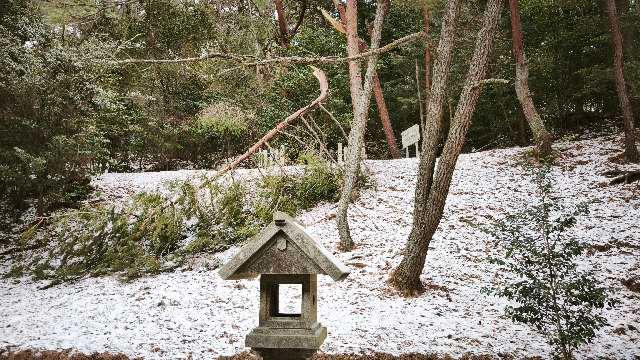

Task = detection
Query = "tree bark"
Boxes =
[388,0,461,293]
[326,1,401,159]
[274,0,307,47]
[274,0,290,46]
[372,65,402,159]
[606,0,639,162]
[337,0,388,251]
[508,0,553,157]
[389,0,503,295]
[422,5,432,119]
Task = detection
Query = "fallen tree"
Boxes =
[603,169,640,185]
[216,66,328,177]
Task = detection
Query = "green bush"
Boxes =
[479,166,614,359]
[17,156,348,284]
[25,179,256,283]
[255,154,343,222]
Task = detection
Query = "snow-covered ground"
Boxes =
[1,136,639,359]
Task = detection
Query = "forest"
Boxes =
[0,0,639,359]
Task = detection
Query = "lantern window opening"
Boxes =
[274,283,302,317]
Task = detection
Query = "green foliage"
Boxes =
[256,154,343,222]
[4,0,638,245]
[480,166,614,359]
[23,157,344,283]
[198,103,252,138]
[30,179,254,283]
[0,0,114,215]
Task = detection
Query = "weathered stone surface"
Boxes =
[238,233,324,276]
[219,211,348,360]
[246,323,327,349]
[218,211,350,281]
[259,274,317,329]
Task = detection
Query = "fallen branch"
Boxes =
[603,169,640,185]
[319,104,348,140]
[216,66,329,176]
[109,31,425,66]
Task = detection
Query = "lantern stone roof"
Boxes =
[218,211,350,281]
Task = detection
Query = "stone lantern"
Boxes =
[219,211,350,360]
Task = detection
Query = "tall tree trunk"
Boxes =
[328,1,401,159]
[422,5,432,113]
[388,0,461,293]
[373,74,402,158]
[508,0,553,157]
[606,0,639,162]
[389,0,503,295]
[274,0,290,46]
[337,0,388,251]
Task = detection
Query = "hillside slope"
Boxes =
[1,136,639,359]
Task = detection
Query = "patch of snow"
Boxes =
[1,136,639,359]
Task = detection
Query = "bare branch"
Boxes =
[216,66,329,177]
[319,104,348,140]
[108,31,425,67]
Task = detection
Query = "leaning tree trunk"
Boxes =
[327,0,401,159]
[337,0,388,251]
[390,0,503,295]
[388,0,461,293]
[373,73,402,159]
[508,0,553,157]
[337,0,364,252]
[606,0,639,162]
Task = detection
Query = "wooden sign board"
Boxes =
[401,124,420,149]
[401,124,420,158]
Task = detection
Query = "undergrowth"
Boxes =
[478,165,614,359]
[13,156,353,284]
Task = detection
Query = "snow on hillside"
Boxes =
[1,136,639,359]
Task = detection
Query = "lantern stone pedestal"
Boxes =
[248,323,327,360]
[219,212,349,360]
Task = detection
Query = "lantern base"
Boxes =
[252,348,317,360]
[246,322,327,360]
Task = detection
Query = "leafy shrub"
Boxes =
[480,166,614,359]
[27,179,257,283]
[255,154,343,222]
[20,157,348,284]
[198,102,252,138]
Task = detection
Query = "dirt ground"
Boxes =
[1,350,540,360]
